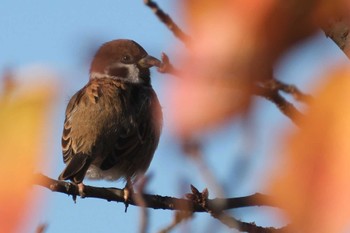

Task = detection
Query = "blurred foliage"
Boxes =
[0,70,57,233]
[271,69,350,233]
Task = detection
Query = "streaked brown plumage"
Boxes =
[58,39,162,187]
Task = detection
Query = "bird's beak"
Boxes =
[138,55,161,68]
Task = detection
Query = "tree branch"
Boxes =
[187,185,287,233]
[34,173,275,212]
[262,79,313,103]
[157,52,180,76]
[144,0,191,45]
[157,211,193,233]
[253,84,304,126]
[322,16,350,59]
[209,211,286,233]
[34,173,283,232]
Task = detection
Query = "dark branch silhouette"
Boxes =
[262,78,313,103]
[253,85,304,126]
[34,173,275,212]
[34,173,285,232]
[145,0,308,127]
[144,0,191,44]
[186,185,286,233]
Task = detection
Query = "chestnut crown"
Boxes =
[90,39,160,84]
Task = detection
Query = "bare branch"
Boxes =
[157,52,180,76]
[262,79,313,103]
[135,176,150,233]
[144,0,191,44]
[34,173,275,212]
[209,211,286,233]
[182,138,225,198]
[1,68,16,99]
[35,224,48,233]
[253,85,304,126]
[322,16,350,59]
[157,211,193,233]
[187,185,287,233]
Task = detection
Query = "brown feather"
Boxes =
[59,39,162,184]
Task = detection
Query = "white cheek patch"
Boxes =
[126,64,142,83]
[91,64,143,84]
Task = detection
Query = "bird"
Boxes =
[58,39,163,198]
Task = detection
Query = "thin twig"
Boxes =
[1,68,16,99]
[35,223,48,233]
[182,138,225,198]
[209,211,284,233]
[157,52,180,76]
[262,79,313,103]
[187,185,286,233]
[144,0,191,44]
[253,85,304,126]
[34,173,275,211]
[157,211,193,233]
[135,176,150,233]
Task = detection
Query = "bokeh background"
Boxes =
[1,0,349,232]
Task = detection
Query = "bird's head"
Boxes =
[90,39,161,85]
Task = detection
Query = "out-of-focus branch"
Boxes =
[182,139,225,198]
[253,85,304,126]
[322,16,350,59]
[34,173,275,211]
[157,52,180,76]
[1,68,16,98]
[135,176,150,233]
[157,211,193,233]
[144,0,191,44]
[35,224,48,233]
[262,79,313,103]
[154,52,307,127]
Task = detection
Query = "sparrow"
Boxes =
[58,39,163,197]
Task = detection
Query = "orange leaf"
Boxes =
[270,69,350,233]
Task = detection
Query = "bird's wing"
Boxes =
[61,89,83,163]
[59,82,101,183]
[100,88,162,178]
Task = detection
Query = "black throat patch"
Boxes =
[107,66,129,78]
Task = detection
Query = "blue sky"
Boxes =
[1,1,348,233]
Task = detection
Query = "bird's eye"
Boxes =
[121,55,131,63]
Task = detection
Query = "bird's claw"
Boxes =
[78,183,86,198]
[123,181,135,212]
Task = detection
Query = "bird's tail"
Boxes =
[58,153,92,184]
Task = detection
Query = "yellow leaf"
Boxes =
[0,73,57,233]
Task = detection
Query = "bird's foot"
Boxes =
[123,181,134,212]
[77,183,86,198]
